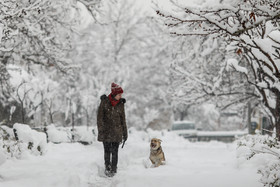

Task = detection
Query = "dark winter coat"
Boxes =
[97,95,128,143]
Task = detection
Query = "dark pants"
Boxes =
[103,142,119,172]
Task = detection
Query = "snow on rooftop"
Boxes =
[173,120,195,124]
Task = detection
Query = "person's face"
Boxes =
[115,93,122,100]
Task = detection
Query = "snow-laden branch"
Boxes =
[251,146,280,159]
[159,0,280,37]
[226,58,248,74]
[158,0,280,140]
[77,0,101,23]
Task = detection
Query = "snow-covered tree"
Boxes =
[170,35,256,106]
[169,34,258,129]
[0,0,101,126]
[71,0,173,130]
[0,0,77,71]
[158,0,280,140]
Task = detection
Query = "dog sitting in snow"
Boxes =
[149,138,165,167]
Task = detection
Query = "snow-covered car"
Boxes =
[171,121,197,141]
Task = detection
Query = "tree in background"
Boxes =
[0,0,77,71]
[71,0,172,130]
[158,0,280,139]
[0,0,101,126]
[169,34,258,130]
[1,0,172,130]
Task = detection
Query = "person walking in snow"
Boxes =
[97,83,128,177]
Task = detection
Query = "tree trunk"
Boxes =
[21,102,25,124]
[49,111,54,124]
[180,111,185,121]
[276,119,280,141]
[247,102,252,134]
[72,112,74,130]
[49,100,54,124]
[86,109,89,130]
[275,96,280,141]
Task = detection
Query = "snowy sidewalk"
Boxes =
[0,131,262,187]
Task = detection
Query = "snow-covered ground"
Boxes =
[0,129,262,187]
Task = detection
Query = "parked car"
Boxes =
[171,121,197,141]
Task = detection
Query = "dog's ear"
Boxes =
[158,139,162,142]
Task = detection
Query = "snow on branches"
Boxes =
[0,0,83,71]
[0,0,102,127]
[157,0,280,37]
[237,133,280,187]
[158,0,280,140]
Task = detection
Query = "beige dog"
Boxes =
[149,138,166,167]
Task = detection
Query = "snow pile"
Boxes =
[46,124,70,143]
[46,125,95,144]
[0,149,6,166]
[236,134,280,187]
[70,126,95,144]
[13,123,47,156]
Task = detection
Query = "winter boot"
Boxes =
[104,165,112,177]
[111,166,117,176]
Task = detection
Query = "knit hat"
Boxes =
[111,82,123,96]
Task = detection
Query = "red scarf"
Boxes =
[108,93,120,107]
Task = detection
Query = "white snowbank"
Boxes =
[0,128,263,187]
[0,149,6,166]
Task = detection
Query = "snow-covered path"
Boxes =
[0,130,262,187]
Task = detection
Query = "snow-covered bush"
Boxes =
[70,126,95,145]
[258,160,280,187]
[0,125,21,160]
[46,124,71,143]
[237,134,280,187]
[0,123,48,161]
[13,123,47,156]
[46,125,95,144]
